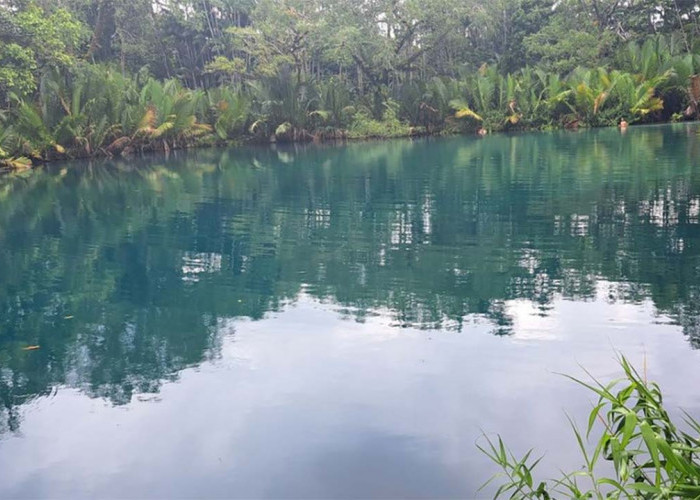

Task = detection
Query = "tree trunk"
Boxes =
[87,0,114,60]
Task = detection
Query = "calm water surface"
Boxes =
[1,124,700,498]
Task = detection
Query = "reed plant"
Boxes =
[480,355,700,499]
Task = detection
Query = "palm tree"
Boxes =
[206,87,251,141]
[311,77,354,137]
[247,70,318,141]
[565,68,619,127]
[10,101,66,161]
[131,79,212,151]
[449,65,517,132]
[612,71,669,122]
[0,123,31,169]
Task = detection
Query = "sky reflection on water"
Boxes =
[1,124,700,497]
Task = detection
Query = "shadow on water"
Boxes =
[0,123,700,435]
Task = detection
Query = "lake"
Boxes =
[1,123,700,498]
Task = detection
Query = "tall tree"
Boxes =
[0,3,85,101]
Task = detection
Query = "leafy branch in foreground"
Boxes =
[479,355,700,499]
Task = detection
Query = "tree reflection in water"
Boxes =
[1,123,700,433]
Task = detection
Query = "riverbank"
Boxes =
[3,53,698,173]
[0,117,671,174]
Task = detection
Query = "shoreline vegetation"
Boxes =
[482,356,700,498]
[4,2,700,169]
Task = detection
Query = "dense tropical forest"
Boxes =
[2,0,700,167]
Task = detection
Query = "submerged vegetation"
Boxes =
[4,1,700,167]
[481,356,700,498]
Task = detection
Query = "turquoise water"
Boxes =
[1,124,700,497]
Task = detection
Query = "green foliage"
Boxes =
[1,2,700,166]
[481,356,700,498]
[448,65,570,131]
[0,43,37,98]
[614,72,670,122]
[247,71,319,140]
[132,79,212,147]
[0,120,31,169]
[204,56,248,85]
[11,102,64,157]
[207,87,251,141]
[565,68,619,127]
[316,78,354,129]
[348,100,412,139]
[524,12,614,75]
[13,5,85,68]
[394,78,452,132]
[0,4,85,100]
